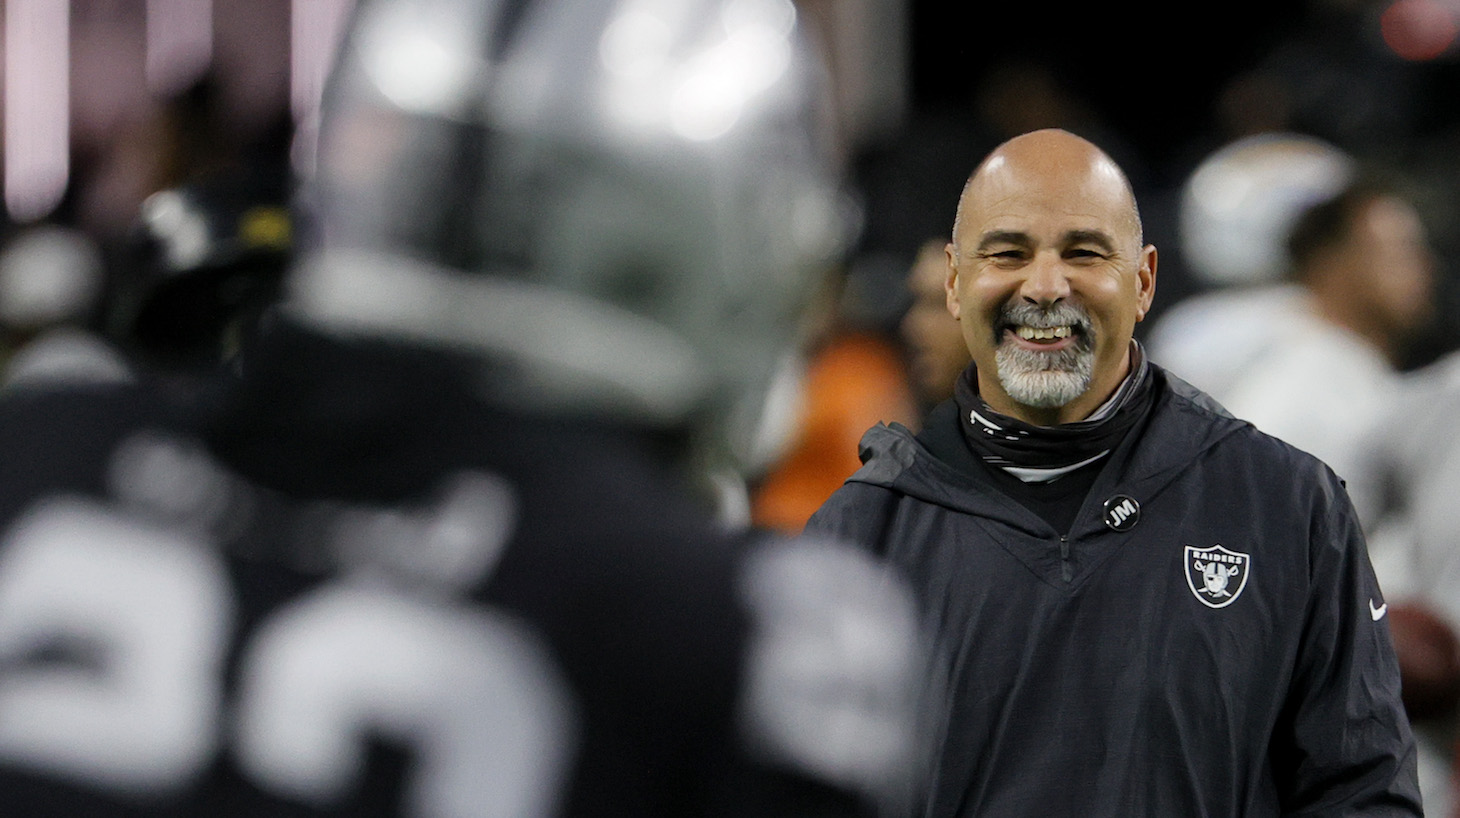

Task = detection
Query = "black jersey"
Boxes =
[0,326,926,817]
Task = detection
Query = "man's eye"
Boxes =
[1067,248,1104,259]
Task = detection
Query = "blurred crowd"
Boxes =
[4,0,1460,813]
[0,71,293,396]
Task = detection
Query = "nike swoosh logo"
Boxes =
[1370,599,1388,621]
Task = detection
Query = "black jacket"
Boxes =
[806,365,1421,816]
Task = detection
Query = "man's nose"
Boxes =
[1020,252,1072,308]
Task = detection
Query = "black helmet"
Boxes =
[115,178,291,368]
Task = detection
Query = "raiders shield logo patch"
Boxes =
[1185,544,1250,609]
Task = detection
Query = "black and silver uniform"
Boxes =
[0,326,925,817]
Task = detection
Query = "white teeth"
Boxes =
[1015,325,1072,341]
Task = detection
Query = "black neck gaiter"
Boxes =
[955,342,1154,483]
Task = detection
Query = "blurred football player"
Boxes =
[0,0,930,815]
[0,223,133,390]
[108,177,291,379]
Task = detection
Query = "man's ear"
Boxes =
[1134,244,1158,322]
[944,242,961,320]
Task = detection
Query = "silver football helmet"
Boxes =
[1178,132,1354,287]
[287,0,850,477]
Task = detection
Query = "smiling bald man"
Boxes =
[807,130,1421,816]
[947,130,1154,427]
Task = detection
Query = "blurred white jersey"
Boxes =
[1147,284,1394,524]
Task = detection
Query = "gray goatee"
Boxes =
[994,301,1095,409]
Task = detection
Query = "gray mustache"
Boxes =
[995,301,1094,344]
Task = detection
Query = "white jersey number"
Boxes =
[0,498,231,793]
[236,583,574,818]
[0,493,575,817]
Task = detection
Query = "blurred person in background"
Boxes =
[1147,135,1438,526]
[0,0,932,815]
[1361,351,1460,818]
[0,65,294,397]
[807,128,1420,816]
[104,175,292,392]
[1188,172,1434,525]
[900,236,971,415]
[0,177,291,398]
[0,222,133,390]
[1146,133,1358,407]
[750,265,918,533]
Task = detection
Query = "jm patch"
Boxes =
[1103,495,1140,532]
[1185,544,1250,609]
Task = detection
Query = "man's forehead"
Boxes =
[968,198,1125,237]
[962,171,1138,243]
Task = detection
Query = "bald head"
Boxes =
[942,128,1157,425]
[953,129,1142,251]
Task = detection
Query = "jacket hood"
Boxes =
[846,365,1253,534]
